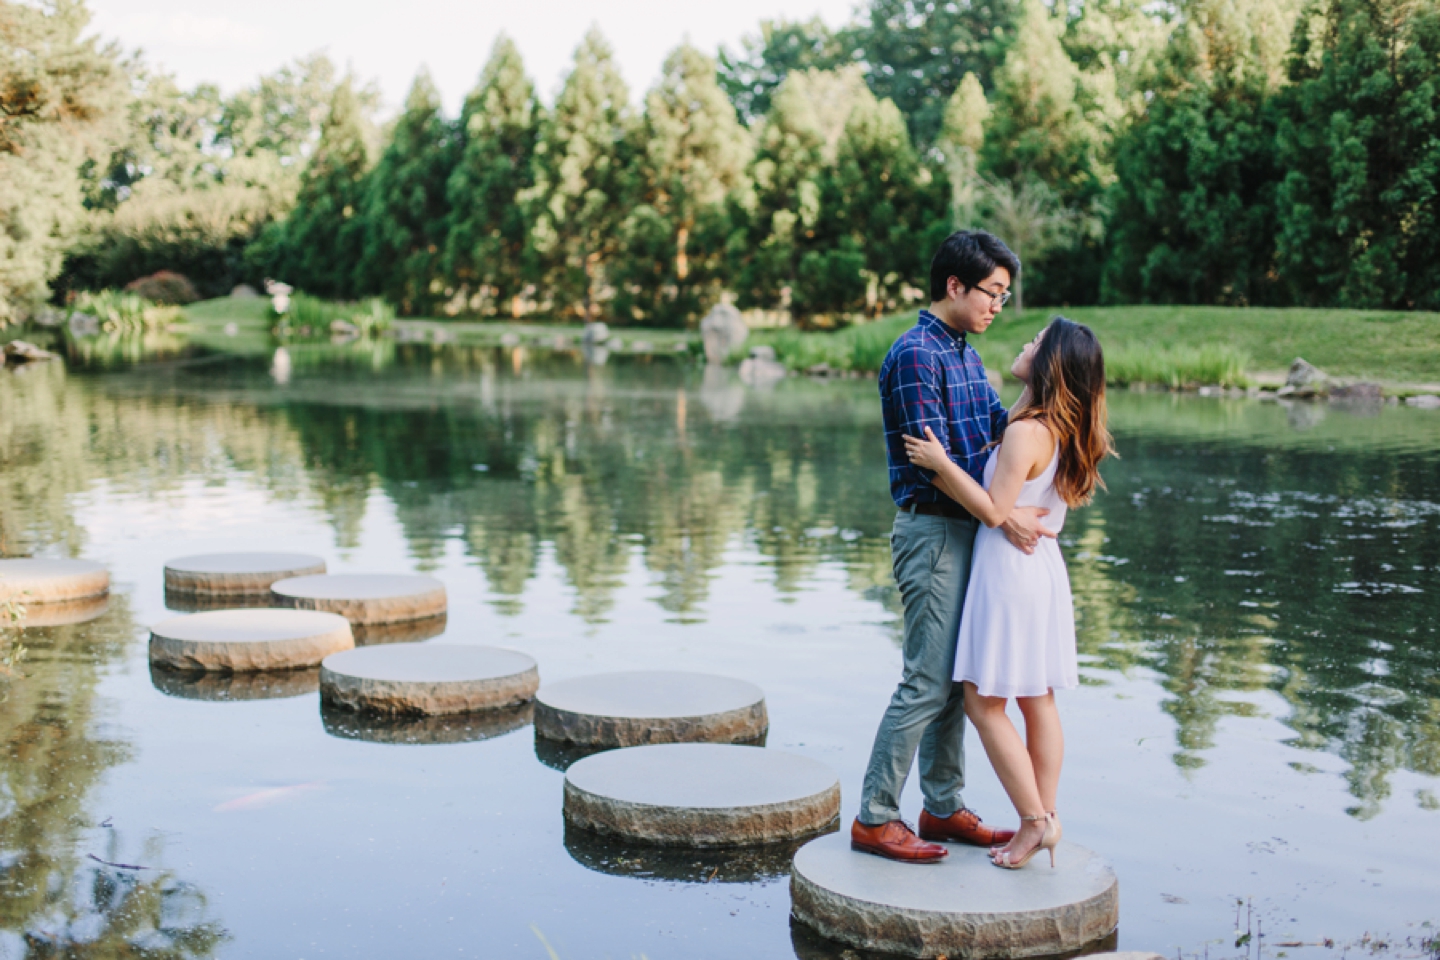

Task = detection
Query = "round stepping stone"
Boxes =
[790,831,1119,959]
[0,558,108,604]
[322,700,533,745]
[563,743,839,847]
[19,594,109,627]
[320,644,538,716]
[271,573,446,625]
[149,609,354,672]
[150,664,320,702]
[351,613,446,646]
[164,552,326,596]
[536,670,768,746]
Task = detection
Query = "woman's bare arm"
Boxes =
[904,422,1052,528]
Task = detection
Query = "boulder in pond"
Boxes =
[68,312,100,336]
[3,340,55,363]
[1407,394,1440,409]
[1278,357,1329,397]
[1329,382,1382,400]
[701,304,747,364]
[582,322,610,345]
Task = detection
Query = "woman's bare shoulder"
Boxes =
[1002,419,1051,444]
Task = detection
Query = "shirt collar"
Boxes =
[918,309,967,347]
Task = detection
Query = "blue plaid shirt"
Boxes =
[879,310,1008,509]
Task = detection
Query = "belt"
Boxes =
[903,499,972,520]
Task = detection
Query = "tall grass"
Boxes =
[71,290,183,333]
[1104,343,1251,388]
[280,294,395,338]
[742,317,1251,387]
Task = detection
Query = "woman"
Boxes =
[904,316,1114,870]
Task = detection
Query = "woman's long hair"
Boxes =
[1009,316,1116,507]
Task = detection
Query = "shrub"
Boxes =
[278,293,395,339]
[70,290,183,334]
[123,270,200,304]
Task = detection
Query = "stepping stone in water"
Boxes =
[320,644,538,716]
[321,700,533,745]
[535,670,768,746]
[164,552,326,596]
[150,664,321,702]
[563,743,840,848]
[0,558,109,605]
[149,609,354,672]
[790,831,1119,959]
[271,573,446,625]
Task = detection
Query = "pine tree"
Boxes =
[717,18,847,123]
[1274,0,1440,309]
[850,0,1018,148]
[250,80,375,298]
[727,66,869,312]
[523,28,635,321]
[937,72,990,229]
[613,43,751,325]
[355,69,455,314]
[1102,0,1296,304]
[805,88,941,318]
[444,35,540,317]
[0,0,126,321]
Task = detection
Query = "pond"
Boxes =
[1,342,1437,959]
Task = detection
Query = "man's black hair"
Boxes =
[928,230,1021,302]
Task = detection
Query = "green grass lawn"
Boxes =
[746,304,1440,389]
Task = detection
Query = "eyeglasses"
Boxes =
[973,283,1012,307]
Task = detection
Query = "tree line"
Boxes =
[3,0,1438,328]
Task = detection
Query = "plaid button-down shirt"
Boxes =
[879,310,1008,509]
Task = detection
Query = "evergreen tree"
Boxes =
[1274,0,1440,309]
[355,69,455,314]
[523,28,634,321]
[805,89,941,318]
[850,0,1018,148]
[443,35,540,317]
[717,18,847,124]
[249,80,375,298]
[727,66,868,311]
[0,0,126,321]
[937,72,990,229]
[1102,0,1295,304]
[613,44,752,326]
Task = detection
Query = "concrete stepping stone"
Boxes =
[164,552,326,596]
[0,558,109,604]
[320,644,538,716]
[352,613,446,646]
[563,743,839,848]
[790,831,1119,959]
[536,670,768,746]
[149,609,354,672]
[322,700,533,745]
[19,595,109,627]
[271,573,446,625]
[150,664,320,702]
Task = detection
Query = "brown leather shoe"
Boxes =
[851,818,948,863]
[917,808,1017,847]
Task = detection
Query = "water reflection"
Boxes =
[0,597,225,958]
[149,664,321,702]
[533,731,770,773]
[320,700,533,745]
[564,825,824,884]
[351,614,447,646]
[20,595,110,628]
[4,348,1439,823]
[788,918,1118,960]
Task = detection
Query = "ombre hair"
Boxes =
[1010,316,1116,507]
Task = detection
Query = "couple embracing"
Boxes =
[852,230,1115,870]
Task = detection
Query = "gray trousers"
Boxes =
[857,510,978,825]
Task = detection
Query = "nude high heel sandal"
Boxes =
[990,813,1059,869]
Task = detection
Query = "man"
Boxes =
[852,230,1057,863]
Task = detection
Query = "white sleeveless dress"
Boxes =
[953,446,1079,698]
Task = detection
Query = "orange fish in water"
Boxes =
[213,781,325,812]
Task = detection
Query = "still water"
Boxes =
[1,343,1437,959]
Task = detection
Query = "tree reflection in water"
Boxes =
[3,350,1438,826]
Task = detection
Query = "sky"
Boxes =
[86,0,860,115]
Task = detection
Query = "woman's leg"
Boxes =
[962,681,1047,855]
[1016,691,1063,814]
